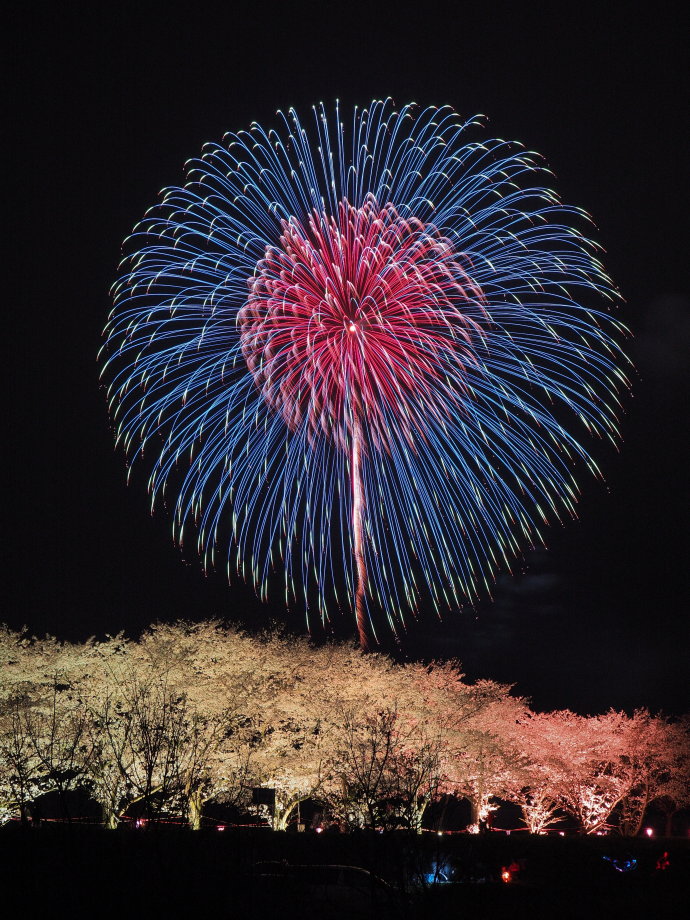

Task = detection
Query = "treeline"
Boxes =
[1,621,688,835]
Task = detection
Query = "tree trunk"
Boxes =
[411,797,428,834]
[187,791,203,831]
[660,804,677,837]
[468,798,482,833]
[101,802,118,829]
[618,787,649,837]
[468,795,494,834]
[273,797,299,831]
[19,802,31,827]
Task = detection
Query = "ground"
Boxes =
[3,825,687,918]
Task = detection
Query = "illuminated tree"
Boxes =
[0,692,44,824]
[386,723,447,832]
[516,710,630,835]
[328,707,446,832]
[504,712,568,834]
[81,627,260,829]
[87,673,187,823]
[2,621,687,838]
[247,635,419,830]
[615,710,690,836]
[410,662,529,831]
[0,629,105,823]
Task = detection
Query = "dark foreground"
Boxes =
[2,825,688,919]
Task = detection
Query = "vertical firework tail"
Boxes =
[351,411,369,650]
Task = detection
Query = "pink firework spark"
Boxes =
[239,194,484,647]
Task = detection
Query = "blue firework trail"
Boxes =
[101,99,630,646]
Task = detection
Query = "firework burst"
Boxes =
[101,100,629,648]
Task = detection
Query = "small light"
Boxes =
[218,825,226,832]
[348,323,356,332]
[315,826,323,834]
[501,869,511,883]
[437,831,443,837]
[645,827,653,837]
[559,832,565,837]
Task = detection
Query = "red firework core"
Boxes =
[239,195,483,452]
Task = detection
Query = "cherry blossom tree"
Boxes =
[0,628,108,823]
[173,708,254,830]
[86,672,187,824]
[615,710,690,836]
[503,712,567,834]
[81,633,258,829]
[386,722,446,832]
[410,662,530,831]
[0,692,44,824]
[246,636,412,830]
[513,710,630,834]
[2,621,688,839]
[329,706,446,832]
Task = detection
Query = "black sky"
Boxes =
[9,3,689,715]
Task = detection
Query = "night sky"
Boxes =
[9,4,689,716]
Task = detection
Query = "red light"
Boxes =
[501,869,511,883]
[656,851,670,871]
